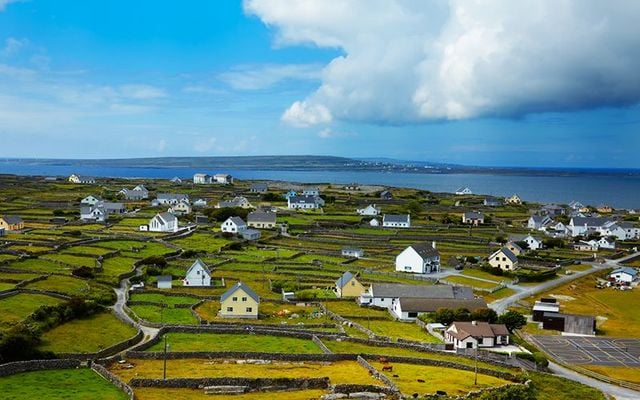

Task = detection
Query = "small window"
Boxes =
[226,307,233,312]
[351,281,355,286]
[246,307,252,313]
[241,297,247,302]
[232,296,237,301]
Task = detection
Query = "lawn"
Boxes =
[39,312,138,353]
[350,318,441,343]
[171,233,230,252]
[9,258,73,273]
[460,268,502,282]
[370,361,509,396]
[26,275,91,295]
[581,365,640,385]
[129,292,201,306]
[133,388,328,400]
[110,358,377,385]
[195,300,332,326]
[528,371,606,400]
[129,304,199,325]
[44,253,98,266]
[0,293,64,330]
[145,333,323,354]
[444,275,499,290]
[325,301,389,318]
[0,368,128,400]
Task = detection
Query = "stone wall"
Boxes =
[91,363,135,400]
[312,335,332,354]
[0,359,80,377]
[124,351,357,362]
[356,356,400,394]
[129,376,330,391]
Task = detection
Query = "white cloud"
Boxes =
[1,37,29,56]
[281,100,332,127]
[218,63,322,90]
[119,84,167,99]
[0,0,17,11]
[193,137,218,153]
[246,0,640,125]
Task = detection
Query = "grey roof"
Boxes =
[336,271,356,288]
[1,215,23,224]
[371,283,472,299]
[221,281,260,303]
[384,214,409,223]
[618,221,637,229]
[157,193,188,201]
[247,211,276,223]
[398,298,487,313]
[186,259,211,276]
[530,215,550,223]
[509,234,542,243]
[409,242,439,258]
[103,202,124,210]
[227,216,246,226]
[157,275,172,282]
[506,241,524,253]
[611,267,638,277]
[464,212,484,219]
[289,195,320,203]
[492,247,518,263]
[156,212,177,224]
[571,217,613,227]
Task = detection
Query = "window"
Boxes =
[351,281,355,286]
[226,307,233,312]
[246,307,252,312]
[408,312,418,318]
[241,297,247,302]
[232,297,237,301]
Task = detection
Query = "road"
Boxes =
[548,362,640,400]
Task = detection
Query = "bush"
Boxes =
[497,310,527,332]
[181,249,205,258]
[261,192,282,202]
[515,351,549,368]
[72,265,95,279]
[0,325,55,362]
[138,255,167,268]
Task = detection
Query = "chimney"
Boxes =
[432,241,437,249]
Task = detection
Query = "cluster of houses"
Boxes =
[286,187,325,209]
[80,195,126,223]
[193,173,234,185]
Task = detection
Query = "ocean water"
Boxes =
[1,162,639,209]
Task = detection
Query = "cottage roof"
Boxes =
[157,193,188,200]
[289,195,320,204]
[384,214,409,223]
[490,247,518,263]
[397,298,487,313]
[250,183,268,190]
[506,241,524,253]
[186,259,211,277]
[371,284,472,299]
[157,275,172,283]
[464,212,484,219]
[227,216,246,226]
[448,321,509,340]
[247,211,276,223]
[220,281,260,303]
[1,215,23,225]
[570,216,612,227]
[611,267,638,277]
[156,212,177,224]
[408,242,439,259]
[336,271,357,288]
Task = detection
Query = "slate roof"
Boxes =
[1,215,23,225]
[409,242,439,258]
[397,298,487,313]
[371,283,472,299]
[156,212,177,224]
[221,281,260,303]
[157,275,172,283]
[247,211,276,223]
[447,321,509,340]
[336,271,356,288]
[570,217,613,227]
[464,212,484,219]
[611,267,638,277]
[491,247,518,263]
[186,259,211,276]
[227,216,247,226]
[157,193,188,201]
[383,214,409,223]
[289,195,321,204]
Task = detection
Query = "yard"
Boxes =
[444,275,499,290]
[145,333,323,354]
[128,304,199,325]
[349,317,442,343]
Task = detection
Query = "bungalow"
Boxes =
[250,183,268,193]
[488,247,519,271]
[217,196,252,209]
[342,247,364,258]
[170,177,182,184]
[247,211,277,229]
[356,204,381,216]
[391,297,488,321]
[302,187,320,196]
[455,187,473,195]
[395,242,440,274]
[183,259,212,286]
[359,283,474,308]
[155,193,189,205]
[145,212,179,233]
[213,173,233,184]
[462,211,484,226]
[505,194,522,205]
[546,221,569,238]
[193,173,212,184]
[103,202,125,215]
[169,200,192,216]
[617,222,640,240]
[335,271,365,298]
[568,200,584,211]
[283,190,297,200]
[0,215,24,231]
[221,216,247,233]
[510,234,544,250]
[528,215,552,230]
[68,174,95,184]
[573,240,599,252]
[120,187,149,200]
[288,195,325,209]
[81,195,102,206]
[445,321,510,349]
[383,214,410,228]
[219,282,260,319]
[80,205,107,222]
[568,216,612,237]
[597,236,616,250]
[157,275,173,289]
[483,197,502,207]
[609,267,638,284]
[193,198,208,208]
[379,190,393,200]
[241,229,261,241]
[343,183,360,191]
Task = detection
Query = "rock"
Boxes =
[349,392,385,399]
[322,394,349,400]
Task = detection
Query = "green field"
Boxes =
[146,333,323,354]
[129,304,199,325]
[0,368,128,400]
[0,293,64,330]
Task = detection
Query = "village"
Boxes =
[1,173,639,400]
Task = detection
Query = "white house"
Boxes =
[568,217,612,237]
[609,267,638,284]
[157,275,172,289]
[217,196,252,209]
[80,205,107,222]
[156,193,189,205]
[455,187,473,195]
[120,186,149,200]
[213,173,233,184]
[169,200,192,215]
[483,197,502,207]
[597,236,616,250]
[146,212,179,233]
[359,283,474,309]
[573,240,599,252]
[250,183,268,193]
[528,215,552,230]
[221,216,247,233]
[510,234,544,250]
[356,204,381,216]
[395,242,440,274]
[288,195,325,209]
[302,187,320,196]
[193,198,208,208]
[193,173,212,184]
[391,298,487,321]
[342,247,364,258]
[241,229,261,241]
[247,211,277,229]
[183,259,212,286]
[369,218,380,227]
[383,214,410,228]
[170,177,182,184]
[81,195,102,206]
[68,174,95,184]
[488,247,519,271]
[505,194,522,205]
[445,321,510,349]
[462,211,484,225]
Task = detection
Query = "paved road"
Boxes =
[548,361,640,400]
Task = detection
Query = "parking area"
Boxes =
[530,335,640,366]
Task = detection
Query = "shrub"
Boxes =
[72,265,95,279]
[497,311,527,332]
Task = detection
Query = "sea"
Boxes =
[1,161,639,209]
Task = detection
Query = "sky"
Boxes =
[0,0,639,168]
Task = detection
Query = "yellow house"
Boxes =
[219,282,260,319]
[505,194,522,205]
[0,215,24,231]
[335,271,365,298]
[488,247,519,271]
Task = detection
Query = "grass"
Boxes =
[460,268,503,282]
[39,312,137,353]
[145,333,323,354]
[129,304,199,325]
[528,371,606,400]
[444,275,499,289]
[0,293,64,330]
[370,361,509,396]
[194,300,331,325]
[171,233,230,252]
[349,317,441,343]
[129,292,200,306]
[482,287,516,303]
[110,358,377,385]
[581,365,640,385]
[0,368,128,400]
[26,275,91,295]
[133,388,327,400]
[325,301,389,318]
[9,258,73,273]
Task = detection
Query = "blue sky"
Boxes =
[0,0,639,168]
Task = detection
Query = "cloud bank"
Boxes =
[244,0,640,126]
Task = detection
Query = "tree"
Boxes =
[261,192,282,202]
[498,311,527,332]
[471,308,498,323]
[433,308,456,325]
[404,200,423,215]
